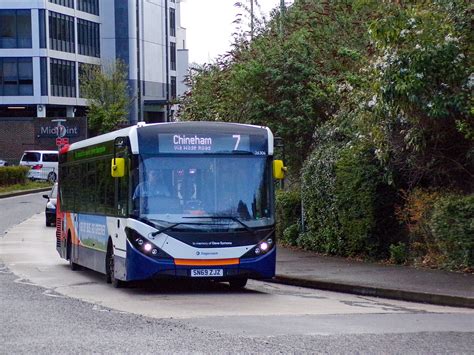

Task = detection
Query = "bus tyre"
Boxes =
[229,278,247,290]
[67,237,79,271]
[106,243,124,288]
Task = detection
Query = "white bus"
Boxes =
[57,122,285,289]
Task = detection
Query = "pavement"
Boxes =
[2,188,473,309]
[274,247,474,309]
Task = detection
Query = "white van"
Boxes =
[20,150,58,182]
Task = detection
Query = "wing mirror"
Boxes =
[111,158,125,178]
[273,160,287,180]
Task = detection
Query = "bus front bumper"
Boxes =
[123,244,276,282]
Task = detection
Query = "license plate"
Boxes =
[191,269,223,277]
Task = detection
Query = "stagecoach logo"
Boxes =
[196,250,219,256]
[173,134,212,152]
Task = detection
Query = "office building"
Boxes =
[0,0,188,123]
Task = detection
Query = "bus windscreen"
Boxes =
[132,155,273,231]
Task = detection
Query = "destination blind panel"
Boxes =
[159,133,252,154]
[139,133,268,155]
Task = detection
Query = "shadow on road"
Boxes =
[59,264,264,295]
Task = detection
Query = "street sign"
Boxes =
[56,137,69,146]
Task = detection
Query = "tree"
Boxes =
[80,60,131,135]
[178,0,372,179]
[359,0,473,191]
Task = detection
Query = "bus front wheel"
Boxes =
[229,278,247,290]
[106,242,124,288]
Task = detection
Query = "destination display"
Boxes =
[137,124,270,155]
[158,133,252,154]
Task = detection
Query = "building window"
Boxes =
[50,58,76,97]
[0,10,32,48]
[49,11,75,53]
[49,0,74,8]
[170,42,176,71]
[39,10,47,48]
[170,76,177,100]
[0,58,33,96]
[78,19,100,58]
[169,8,176,37]
[77,0,100,16]
[40,58,48,96]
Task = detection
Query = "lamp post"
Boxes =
[279,0,286,37]
[250,0,254,40]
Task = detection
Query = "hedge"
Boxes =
[275,189,301,246]
[430,194,474,269]
[301,139,400,258]
[0,166,29,186]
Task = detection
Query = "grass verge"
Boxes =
[0,181,53,195]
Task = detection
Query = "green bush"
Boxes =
[301,143,342,254]
[389,242,408,264]
[429,195,474,269]
[335,144,400,257]
[275,189,301,245]
[0,166,28,186]
[335,145,380,256]
[301,132,400,258]
[282,223,300,246]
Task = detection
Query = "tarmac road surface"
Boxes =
[0,213,473,353]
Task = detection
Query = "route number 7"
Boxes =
[233,135,241,150]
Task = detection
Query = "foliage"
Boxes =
[302,128,399,257]
[429,194,474,269]
[180,0,473,267]
[0,166,29,186]
[300,121,346,254]
[80,60,131,135]
[282,223,300,246]
[359,0,473,190]
[395,188,444,266]
[179,0,373,176]
[0,180,52,194]
[389,242,408,265]
[275,189,301,245]
[335,143,399,257]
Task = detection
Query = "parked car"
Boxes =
[43,183,58,227]
[19,150,58,182]
[0,159,8,166]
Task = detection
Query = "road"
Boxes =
[0,191,45,235]
[0,193,473,353]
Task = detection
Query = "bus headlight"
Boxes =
[241,233,276,259]
[125,227,172,259]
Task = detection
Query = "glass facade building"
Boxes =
[0,0,188,124]
[0,57,33,96]
[0,10,32,48]
[49,11,75,53]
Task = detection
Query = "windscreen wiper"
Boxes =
[183,216,256,235]
[149,220,217,236]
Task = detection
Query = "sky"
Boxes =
[180,0,293,65]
